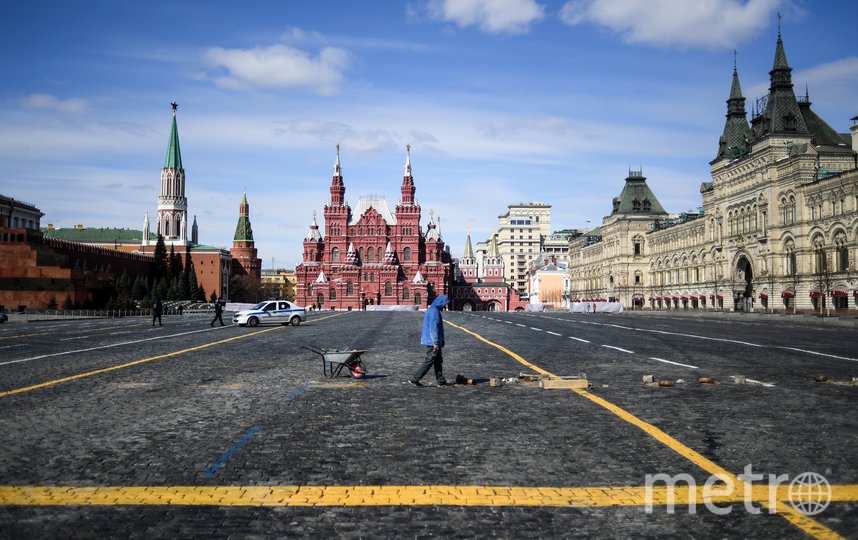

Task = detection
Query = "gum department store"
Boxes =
[565,31,857,314]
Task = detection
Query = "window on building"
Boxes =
[838,246,849,272]
[634,242,641,256]
[346,281,353,295]
[359,247,364,261]
[403,247,411,261]
[402,288,409,300]
[330,289,336,300]
[815,249,827,274]
[377,247,383,261]
[786,252,797,275]
[385,281,392,296]
[414,292,421,305]
[331,247,340,261]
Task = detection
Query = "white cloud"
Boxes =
[21,93,88,113]
[559,0,780,48]
[204,43,350,95]
[272,119,399,154]
[795,57,858,89]
[280,27,326,45]
[427,0,545,34]
[744,57,858,107]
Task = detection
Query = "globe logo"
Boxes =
[788,472,831,516]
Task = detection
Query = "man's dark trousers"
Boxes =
[411,346,446,385]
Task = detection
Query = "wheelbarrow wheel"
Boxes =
[349,360,366,379]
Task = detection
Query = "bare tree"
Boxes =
[541,287,563,307]
[759,253,778,314]
[814,248,833,317]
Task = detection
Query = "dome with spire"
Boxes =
[463,226,474,259]
[305,211,322,241]
[345,242,359,265]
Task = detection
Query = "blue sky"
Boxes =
[2,0,856,268]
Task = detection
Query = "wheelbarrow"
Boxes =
[300,345,367,379]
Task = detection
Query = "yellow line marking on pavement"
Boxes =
[444,321,550,376]
[1,484,856,507]
[446,321,844,540]
[0,312,348,398]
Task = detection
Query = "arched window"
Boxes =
[384,281,392,296]
[331,247,340,261]
[330,289,336,300]
[815,249,826,274]
[346,281,353,295]
[402,288,409,300]
[367,248,374,262]
[784,241,797,276]
[403,247,411,261]
[377,247,383,261]
[834,232,849,272]
[414,293,421,306]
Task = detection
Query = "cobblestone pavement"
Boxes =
[0,310,856,538]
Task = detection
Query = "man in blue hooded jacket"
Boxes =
[409,294,449,387]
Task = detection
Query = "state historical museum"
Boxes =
[296,146,452,310]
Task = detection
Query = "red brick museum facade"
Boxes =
[295,146,453,310]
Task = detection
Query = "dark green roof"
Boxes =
[610,172,667,216]
[752,33,808,138]
[233,216,254,242]
[41,227,154,242]
[164,112,183,169]
[799,101,852,149]
[715,66,754,160]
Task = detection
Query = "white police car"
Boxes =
[232,300,306,327]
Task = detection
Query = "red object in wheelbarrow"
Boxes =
[300,345,367,379]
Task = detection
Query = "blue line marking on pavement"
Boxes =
[202,424,262,478]
[287,381,310,401]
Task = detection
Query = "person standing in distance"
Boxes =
[152,297,163,327]
[210,298,225,326]
[409,294,449,387]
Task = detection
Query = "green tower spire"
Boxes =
[233,190,254,242]
[164,101,183,169]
